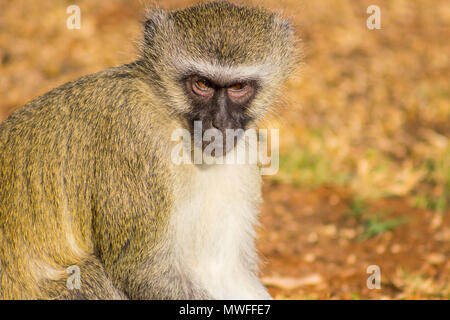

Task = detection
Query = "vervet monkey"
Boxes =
[0,1,297,299]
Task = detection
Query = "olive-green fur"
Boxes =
[0,1,296,299]
[0,63,178,298]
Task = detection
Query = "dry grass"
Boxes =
[274,0,450,203]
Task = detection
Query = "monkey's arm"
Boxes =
[87,102,209,299]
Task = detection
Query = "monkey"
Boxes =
[0,1,297,299]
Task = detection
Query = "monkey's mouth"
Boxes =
[185,102,253,158]
[192,124,246,157]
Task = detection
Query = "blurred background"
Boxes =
[0,0,449,299]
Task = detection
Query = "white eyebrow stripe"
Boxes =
[173,60,274,84]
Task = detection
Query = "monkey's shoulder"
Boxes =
[0,64,173,163]
[0,64,167,133]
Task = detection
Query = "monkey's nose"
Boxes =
[212,115,232,132]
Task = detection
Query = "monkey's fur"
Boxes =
[0,1,297,299]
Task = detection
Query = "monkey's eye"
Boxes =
[229,83,245,91]
[195,79,211,90]
[227,82,255,101]
[191,77,214,97]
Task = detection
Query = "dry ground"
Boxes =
[0,0,449,299]
[259,182,449,299]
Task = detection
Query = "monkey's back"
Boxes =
[0,65,174,299]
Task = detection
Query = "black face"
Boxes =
[184,75,257,154]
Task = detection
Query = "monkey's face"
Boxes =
[184,75,258,153]
[140,2,298,155]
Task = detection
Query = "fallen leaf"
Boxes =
[262,274,324,290]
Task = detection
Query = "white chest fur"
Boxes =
[170,163,270,299]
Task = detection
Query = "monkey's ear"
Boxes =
[273,14,294,37]
[143,8,169,45]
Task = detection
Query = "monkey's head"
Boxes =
[140,1,297,152]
